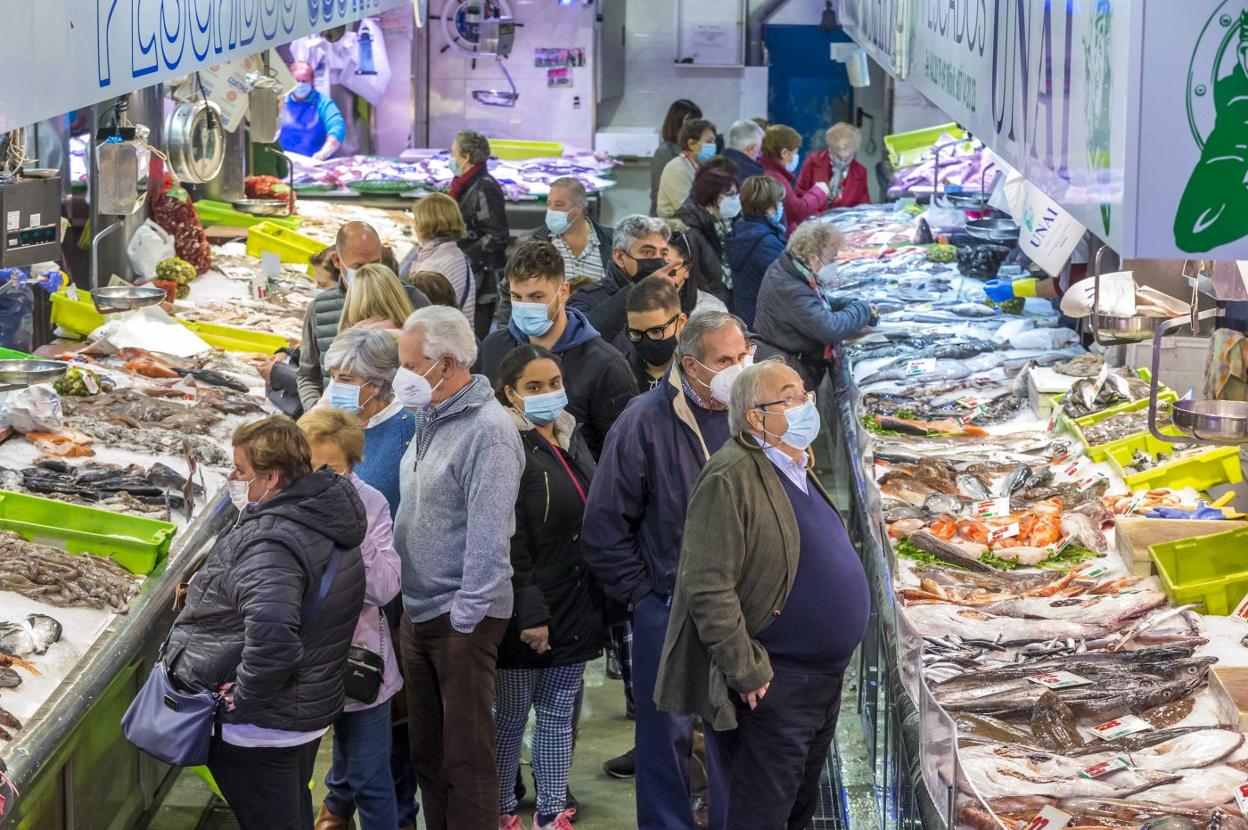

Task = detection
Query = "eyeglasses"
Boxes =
[754,390,814,411]
[626,313,681,342]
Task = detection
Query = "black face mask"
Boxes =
[623,251,668,280]
[636,334,679,367]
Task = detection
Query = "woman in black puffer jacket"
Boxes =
[493,345,605,830]
[673,165,740,308]
[164,415,367,830]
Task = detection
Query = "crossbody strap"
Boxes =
[302,545,343,625]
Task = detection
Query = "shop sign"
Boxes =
[0,0,413,132]
[840,0,913,79]
[1014,181,1086,278]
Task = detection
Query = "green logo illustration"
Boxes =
[1176,7,1248,252]
[1082,0,1113,236]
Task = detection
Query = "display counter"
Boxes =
[813,204,1248,829]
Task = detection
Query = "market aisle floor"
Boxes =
[146,654,878,829]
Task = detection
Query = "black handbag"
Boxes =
[344,608,385,704]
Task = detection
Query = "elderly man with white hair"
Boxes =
[391,305,525,830]
[721,119,766,180]
[656,359,870,830]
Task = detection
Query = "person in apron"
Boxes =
[279,61,346,160]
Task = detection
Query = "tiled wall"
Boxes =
[424,0,598,150]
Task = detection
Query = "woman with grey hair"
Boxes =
[752,221,876,390]
[656,359,869,830]
[324,327,415,517]
[449,129,510,338]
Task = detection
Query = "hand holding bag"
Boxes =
[122,545,343,766]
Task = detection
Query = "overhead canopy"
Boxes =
[0,0,416,132]
[840,1,1248,261]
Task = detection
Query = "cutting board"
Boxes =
[1115,516,1248,576]
[1210,666,1248,730]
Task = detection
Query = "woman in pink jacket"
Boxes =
[759,124,831,236]
[299,408,404,830]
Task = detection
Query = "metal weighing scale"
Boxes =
[1146,260,1248,445]
[0,359,66,393]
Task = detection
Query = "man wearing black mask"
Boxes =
[620,276,687,392]
[569,215,671,344]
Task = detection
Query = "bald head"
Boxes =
[334,222,384,272]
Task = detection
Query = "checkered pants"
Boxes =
[495,663,586,818]
[608,622,634,707]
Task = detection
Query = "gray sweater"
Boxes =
[395,375,525,632]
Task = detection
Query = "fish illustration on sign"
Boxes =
[1175,8,1248,252]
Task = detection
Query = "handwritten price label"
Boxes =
[1046,406,1061,434]
[1023,805,1072,830]
[1124,491,1147,516]
[974,498,1011,519]
[989,522,1021,542]
[1231,590,1248,625]
[1079,756,1132,779]
[904,358,938,376]
[1234,781,1248,816]
[1074,560,1109,580]
[1028,671,1092,689]
[956,395,980,409]
[1091,714,1153,740]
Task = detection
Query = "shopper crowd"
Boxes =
[151,106,875,830]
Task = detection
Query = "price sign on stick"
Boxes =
[1091,715,1153,740]
[1023,805,1072,830]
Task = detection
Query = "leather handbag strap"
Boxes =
[302,545,343,625]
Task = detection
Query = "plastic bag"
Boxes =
[0,284,33,351]
[0,383,63,432]
[127,219,176,280]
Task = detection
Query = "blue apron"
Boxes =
[279,93,327,157]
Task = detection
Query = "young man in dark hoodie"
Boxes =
[476,240,639,458]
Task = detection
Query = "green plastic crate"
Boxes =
[884,123,969,169]
[179,320,289,354]
[0,490,176,575]
[194,199,303,230]
[1053,368,1178,460]
[1151,527,1248,615]
[1105,429,1243,492]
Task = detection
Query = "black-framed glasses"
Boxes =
[755,390,814,411]
[626,313,681,342]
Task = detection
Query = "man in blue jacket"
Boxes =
[279,61,346,160]
[582,309,753,830]
[476,239,638,458]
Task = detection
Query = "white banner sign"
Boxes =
[845,1,1132,254]
[840,0,913,79]
[1014,181,1086,277]
[0,0,413,132]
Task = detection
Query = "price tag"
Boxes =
[1074,560,1110,580]
[956,395,980,409]
[1023,805,1072,830]
[1090,714,1153,740]
[1124,491,1147,516]
[906,302,934,312]
[1076,473,1107,491]
[1060,457,1090,482]
[920,326,945,336]
[1046,406,1061,434]
[1231,590,1248,624]
[904,358,937,376]
[249,274,270,301]
[974,498,1011,519]
[867,230,896,245]
[65,283,79,302]
[82,370,99,395]
[1028,670,1092,689]
[1079,756,1132,779]
[989,522,1020,542]
[1234,781,1248,816]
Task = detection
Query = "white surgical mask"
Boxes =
[719,194,741,220]
[227,479,253,512]
[343,267,358,286]
[392,362,443,410]
[696,355,754,406]
[816,261,839,288]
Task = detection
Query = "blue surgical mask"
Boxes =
[343,267,357,286]
[785,151,801,173]
[520,389,568,426]
[771,400,821,450]
[695,142,716,164]
[450,156,463,176]
[328,380,363,412]
[292,82,313,100]
[511,299,556,337]
[773,203,785,226]
[545,208,572,235]
[719,194,741,220]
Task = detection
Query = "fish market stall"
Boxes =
[816,203,1248,829]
